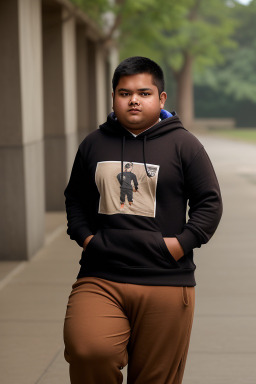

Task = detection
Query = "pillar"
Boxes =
[43,2,78,210]
[95,44,109,127]
[0,0,45,260]
[86,39,98,131]
[76,24,90,142]
[107,44,119,113]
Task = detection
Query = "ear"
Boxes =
[159,92,167,109]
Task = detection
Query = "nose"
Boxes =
[129,94,140,106]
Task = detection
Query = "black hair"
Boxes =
[112,56,165,95]
[124,162,133,170]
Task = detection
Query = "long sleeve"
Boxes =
[176,147,223,254]
[132,173,139,190]
[64,149,93,247]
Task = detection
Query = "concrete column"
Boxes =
[105,55,112,114]
[77,40,116,133]
[86,39,98,131]
[109,44,119,89]
[0,0,45,260]
[95,44,108,127]
[76,35,112,139]
[106,44,119,113]
[76,25,90,142]
[62,8,78,183]
[43,3,78,211]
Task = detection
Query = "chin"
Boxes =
[124,121,142,129]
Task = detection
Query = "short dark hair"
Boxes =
[125,162,133,170]
[112,56,165,95]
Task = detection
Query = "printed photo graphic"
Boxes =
[95,161,160,217]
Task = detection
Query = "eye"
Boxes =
[140,92,150,96]
[120,92,130,97]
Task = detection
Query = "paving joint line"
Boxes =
[34,347,63,384]
[0,224,66,291]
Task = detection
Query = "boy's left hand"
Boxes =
[163,237,184,261]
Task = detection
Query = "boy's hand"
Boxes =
[83,235,94,251]
[163,237,184,261]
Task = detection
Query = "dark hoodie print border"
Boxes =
[95,161,160,217]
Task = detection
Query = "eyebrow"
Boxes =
[117,88,153,92]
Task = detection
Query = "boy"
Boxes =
[117,162,138,210]
[63,56,222,384]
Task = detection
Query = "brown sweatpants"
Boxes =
[64,277,195,384]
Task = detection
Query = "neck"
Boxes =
[125,119,159,135]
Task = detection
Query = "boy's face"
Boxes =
[112,73,167,134]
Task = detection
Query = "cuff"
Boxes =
[75,228,93,248]
[175,228,200,255]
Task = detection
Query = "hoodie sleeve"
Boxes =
[64,148,93,247]
[176,147,223,254]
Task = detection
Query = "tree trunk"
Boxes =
[175,54,194,130]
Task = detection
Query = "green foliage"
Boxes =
[119,0,237,74]
[69,0,255,113]
[209,129,256,143]
[69,0,238,77]
[194,0,256,103]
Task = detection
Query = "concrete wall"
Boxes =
[43,3,78,210]
[0,0,45,261]
[87,39,98,132]
[76,25,90,137]
[0,0,116,260]
[95,44,108,127]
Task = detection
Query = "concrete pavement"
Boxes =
[183,135,256,384]
[0,134,256,383]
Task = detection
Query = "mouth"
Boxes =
[128,108,141,113]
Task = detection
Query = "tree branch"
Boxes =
[188,0,202,21]
[101,0,126,47]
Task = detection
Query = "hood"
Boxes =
[99,109,185,140]
[99,109,185,182]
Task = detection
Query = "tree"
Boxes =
[194,0,256,104]
[119,0,237,128]
[70,0,237,128]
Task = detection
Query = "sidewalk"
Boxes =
[0,212,72,384]
[183,135,256,384]
[0,135,256,384]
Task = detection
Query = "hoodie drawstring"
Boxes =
[121,135,151,180]
[143,136,151,177]
[121,136,125,185]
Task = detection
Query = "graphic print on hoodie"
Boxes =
[96,161,159,217]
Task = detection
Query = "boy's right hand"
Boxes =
[83,235,94,251]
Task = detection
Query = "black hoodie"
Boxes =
[64,111,222,286]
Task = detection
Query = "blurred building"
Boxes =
[0,0,119,261]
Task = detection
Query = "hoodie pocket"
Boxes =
[84,229,180,270]
[156,232,181,267]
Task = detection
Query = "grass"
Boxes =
[208,128,256,144]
